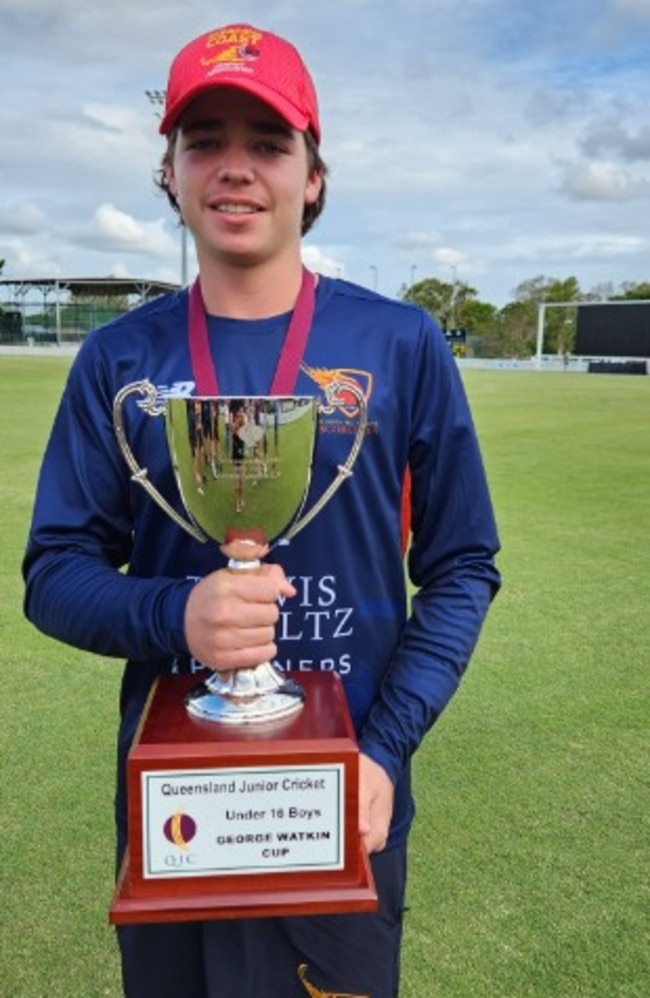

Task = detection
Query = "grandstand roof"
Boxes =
[0,276,180,300]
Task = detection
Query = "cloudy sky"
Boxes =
[2,0,650,306]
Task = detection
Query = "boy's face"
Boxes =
[164,88,322,270]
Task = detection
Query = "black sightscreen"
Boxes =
[575,304,650,358]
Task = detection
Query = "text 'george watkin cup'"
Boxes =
[113,382,367,724]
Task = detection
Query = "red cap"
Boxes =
[160,24,320,143]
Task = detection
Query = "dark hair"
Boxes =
[154,128,328,237]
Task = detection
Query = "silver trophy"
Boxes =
[113,382,366,725]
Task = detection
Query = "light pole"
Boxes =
[450,265,458,328]
[370,265,378,291]
[410,264,417,288]
[145,89,189,287]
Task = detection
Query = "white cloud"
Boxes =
[51,104,156,177]
[72,204,178,257]
[433,247,469,269]
[301,245,345,278]
[559,162,650,201]
[1,237,64,277]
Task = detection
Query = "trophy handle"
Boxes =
[112,380,208,544]
[283,379,367,543]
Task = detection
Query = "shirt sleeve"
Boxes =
[22,338,193,662]
[358,314,501,784]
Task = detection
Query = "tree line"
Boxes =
[400,275,650,359]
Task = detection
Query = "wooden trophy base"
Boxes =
[110,672,377,924]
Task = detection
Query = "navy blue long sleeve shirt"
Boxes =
[23,276,500,848]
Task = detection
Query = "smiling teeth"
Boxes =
[216,204,256,213]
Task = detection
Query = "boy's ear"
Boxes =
[164,161,178,200]
[305,168,323,206]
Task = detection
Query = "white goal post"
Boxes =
[535,299,650,367]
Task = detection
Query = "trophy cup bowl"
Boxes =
[113,383,367,726]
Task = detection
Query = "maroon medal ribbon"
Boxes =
[188,267,315,395]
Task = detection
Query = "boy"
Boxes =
[23,23,500,997]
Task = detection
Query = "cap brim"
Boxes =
[159,77,312,137]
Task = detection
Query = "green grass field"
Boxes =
[1,356,648,996]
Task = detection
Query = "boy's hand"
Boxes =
[184,564,296,671]
[359,754,395,854]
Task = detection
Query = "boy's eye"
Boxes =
[187,137,219,151]
[256,140,285,155]
[180,129,293,157]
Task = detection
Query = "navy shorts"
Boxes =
[117,844,407,997]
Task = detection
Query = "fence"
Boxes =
[0,301,131,345]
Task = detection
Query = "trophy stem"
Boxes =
[185,540,305,724]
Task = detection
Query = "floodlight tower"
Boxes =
[145,89,189,287]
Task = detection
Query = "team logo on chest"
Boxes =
[302,365,373,420]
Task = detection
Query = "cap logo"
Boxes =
[202,26,263,70]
